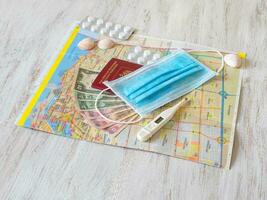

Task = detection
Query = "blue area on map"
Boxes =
[64,123,72,137]
[25,31,97,132]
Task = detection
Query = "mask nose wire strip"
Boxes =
[94,88,143,124]
[186,49,224,76]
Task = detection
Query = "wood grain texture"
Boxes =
[0,0,266,199]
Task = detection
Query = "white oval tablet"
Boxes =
[90,25,99,32]
[97,38,114,50]
[124,26,132,33]
[114,24,122,30]
[97,19,104,25]
[137,57,145,64]
[77,38,95,50]
[224,54,241,68]
[127,53,136,60]
[109,30,116,37]
[153,53,161,60]
[134,46,142,54]
[105,22,113,28]
[87,16,95,23]
[143,50,151,57]
[146,60,154,65]
[118,32,126,39]
[82,21,90,29]
[100,28,108,34]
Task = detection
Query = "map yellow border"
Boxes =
[17,26,80,126]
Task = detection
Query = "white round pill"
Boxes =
[96,19,104,25]
[90,25,99,32]
[134,46,143,54]
[118,32,126,39]
[146,60,154,65]
[124,26,132,33]
[137,57,145,64]
[82,21,90,29]
[105,22,113,28]
[87,16,94,22]
[143,50,151,57]
[97,38,114,50]
[77,38,95,50]
[114,24,122,30]
[153,53,161,60]
[109,30,117,37]
[100,28,108,34]
[127,53,136,60]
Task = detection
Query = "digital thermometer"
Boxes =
[137,98,190,142]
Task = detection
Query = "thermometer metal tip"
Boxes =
[137,97,190,142]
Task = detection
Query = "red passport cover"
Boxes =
[91,58,142,90]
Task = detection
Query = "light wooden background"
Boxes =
[0,0,266,199]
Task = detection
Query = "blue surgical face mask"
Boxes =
[104,49,218,117]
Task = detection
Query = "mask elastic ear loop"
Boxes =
[187,49,224,76]
[94,88,143,124]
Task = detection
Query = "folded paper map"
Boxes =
[17,24,244,169]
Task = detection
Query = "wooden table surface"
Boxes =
[0,0,266,199]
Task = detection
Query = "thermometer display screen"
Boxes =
[155,117,164,124]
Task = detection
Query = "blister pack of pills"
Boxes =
[81,16,135,41]
[126,46,162,65]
